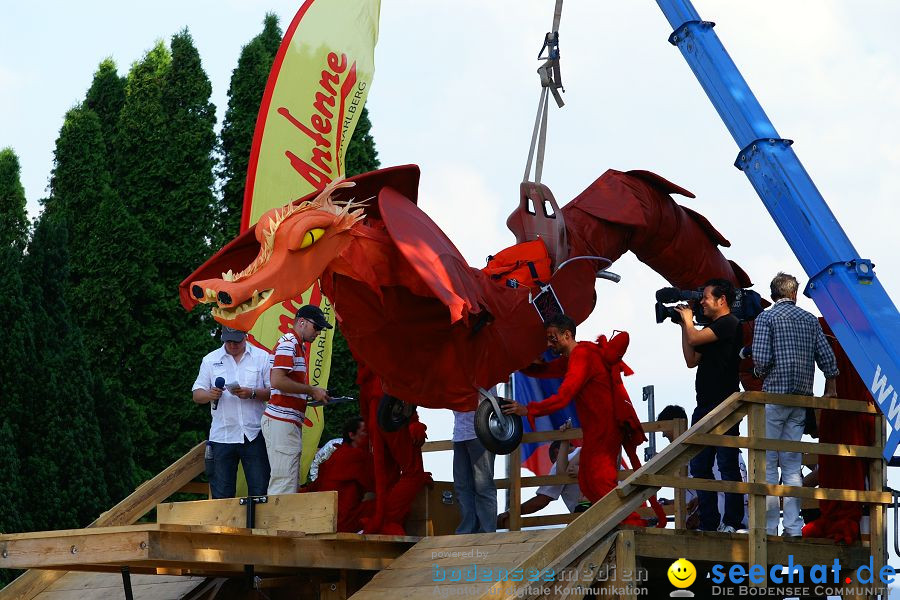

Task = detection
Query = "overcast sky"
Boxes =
[2,0,899,568]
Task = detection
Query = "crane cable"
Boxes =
[523,0,565,185]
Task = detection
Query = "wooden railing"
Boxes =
[420,418,688,534]
[420,391,887,585]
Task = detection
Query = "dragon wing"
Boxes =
[378,186,486,324]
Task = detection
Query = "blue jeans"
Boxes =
[205,434,271,499]
[453,439,497,533]
[690,405,744,530]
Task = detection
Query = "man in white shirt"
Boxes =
[497,441,583,529]
[192,326,272,498]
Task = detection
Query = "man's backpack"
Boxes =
[483,239,552,290]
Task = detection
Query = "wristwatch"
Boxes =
[250,389,257,400]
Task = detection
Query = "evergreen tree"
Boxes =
[21,215,109,529]
[219,13,283,238]
[47,105,141,499]
[112,32,220,474]
[0,149,32,546]
[344,107,379,178]
[0,148,29,251]
[114,41,171,220]
[85,59,126,158]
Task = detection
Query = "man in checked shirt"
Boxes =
[751,272,838,537]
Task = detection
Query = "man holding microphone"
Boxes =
[192,326,272,498]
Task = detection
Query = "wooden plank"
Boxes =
[619,392,745,496]
[149,530,411,572]
[0,531,151,569]
[0,442,206,600]
[156,492,337,534]
[742,391,878,413]
[687,433,882,458]
[615,531,637,600]
[672,417,688,530]
[36,581,205,600]
[175,482,210,497]
[558,537,615,600]
[40,572,202,592]
[870,415,886,593]
[478,487,657,600]
[632,527,870,566]
[747,402,767,586]
[508,445,522,532]
[632,474,892,504]
[319,579,347,600]
[709,404,749,435]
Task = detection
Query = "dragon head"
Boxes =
[189,179,364,332]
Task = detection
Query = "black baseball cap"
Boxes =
[295,304,333,330]
[221,326,247,343]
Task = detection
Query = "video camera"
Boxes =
[654,286,764,325]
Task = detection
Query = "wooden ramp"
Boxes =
[350,530,558,600]
[30,573,207,600]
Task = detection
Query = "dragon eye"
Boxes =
[299,228,326,249]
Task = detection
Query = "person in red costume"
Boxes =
[801,319,875,544]
[355,361,432,535]
[503,314,647,526]
[308,416,375,533]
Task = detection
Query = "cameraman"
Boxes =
[675,279,743,533]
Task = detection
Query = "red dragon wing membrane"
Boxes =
[563,169,752,289]
[379,187,487,324]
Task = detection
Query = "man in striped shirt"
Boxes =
[751,272,838,536]
[261,305,332,494]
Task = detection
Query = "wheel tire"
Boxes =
[377,394,414,432]
[474,398,523,455]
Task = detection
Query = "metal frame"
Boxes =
[655,0,900,458]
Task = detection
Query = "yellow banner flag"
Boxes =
[241,0,380,484]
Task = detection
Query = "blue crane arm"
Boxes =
[655,0,900,458]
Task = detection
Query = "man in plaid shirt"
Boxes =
[752,272,838,537]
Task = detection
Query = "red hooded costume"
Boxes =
[522,331,648,525]
[308,441,376,533]
[801,319,875,544]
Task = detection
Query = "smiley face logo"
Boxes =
[667,558,696,588]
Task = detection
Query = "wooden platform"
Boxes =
[1,393,886,600]
[0,523,417,577]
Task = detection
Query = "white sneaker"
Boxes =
[717,524,736,534]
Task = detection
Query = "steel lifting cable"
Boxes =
[523,0,565,185]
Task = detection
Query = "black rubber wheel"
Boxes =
[474,398,523,455]
[377,394,414,432]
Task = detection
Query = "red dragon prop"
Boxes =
[181,164,749,410]
[180,164,750,532]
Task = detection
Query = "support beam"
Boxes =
[747,402,767,586]
[156,492,337,534]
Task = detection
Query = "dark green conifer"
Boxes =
[219,14,283,238]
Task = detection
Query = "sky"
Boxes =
[2,0,899,584]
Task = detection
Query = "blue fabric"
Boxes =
[514,350,579,476]
[205,434,271,498]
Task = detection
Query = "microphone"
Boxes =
[212,376,225,410]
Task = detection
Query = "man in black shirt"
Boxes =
[676,278,743,533]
